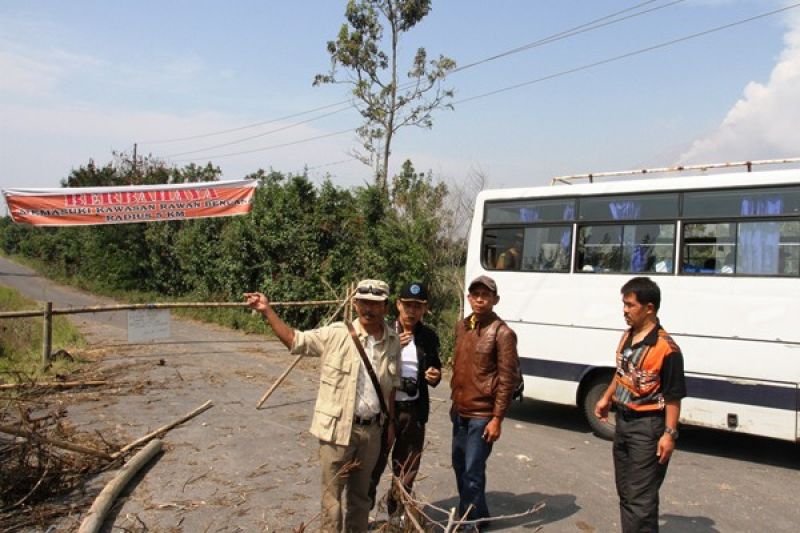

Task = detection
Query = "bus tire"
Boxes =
[583,375,616,440]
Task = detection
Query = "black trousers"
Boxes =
[613,411,669,533]
[368,403,426,515]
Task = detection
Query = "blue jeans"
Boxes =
[451,412,493,522]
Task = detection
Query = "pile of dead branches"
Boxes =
[0,380,115,531]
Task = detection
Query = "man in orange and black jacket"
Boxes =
[595,276,687,533]
[450,275,520,530]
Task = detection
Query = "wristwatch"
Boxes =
[664,426,679,440]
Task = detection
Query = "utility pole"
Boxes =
[132,143,138,183]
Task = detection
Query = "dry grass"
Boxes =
[0,286,85,381]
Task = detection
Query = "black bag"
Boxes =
[512,370,524,402]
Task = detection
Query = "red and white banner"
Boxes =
[2,180,257,226]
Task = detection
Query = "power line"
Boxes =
[451,0,683,73]
[288,157,360,177]
[171,127,355,162]
[169,2,800,164]
[162,104,350,158]
[138,100,351,145]
[141,0,677,149]
[455,2,800,105]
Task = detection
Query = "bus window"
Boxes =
[682,223,736,274]
[684,187,800,219]
[577,223,674,273]
[485,198,576,224]
[683,221,800,276]
[521,226,571,272]
[482,228,523,270]
[737,220,800,276]
[579,193,679,221]
[577,225,622,272]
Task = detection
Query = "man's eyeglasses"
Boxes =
[356,286,387,297]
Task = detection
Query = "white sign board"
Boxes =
[127,309,171,343]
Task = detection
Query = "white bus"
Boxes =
[465,161,800,441]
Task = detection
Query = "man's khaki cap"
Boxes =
[468,275,497,294]
[354,279,390,301]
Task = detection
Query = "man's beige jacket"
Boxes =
[291,319,401,445]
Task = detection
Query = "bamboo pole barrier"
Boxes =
[0,298,344,374]
[110,400,213,459]
[51,300,342,316]
[0,310,42,318]
[0,299,343,319]
[77,439,163,533]
[0,380,109,390]
[0,423,113,460]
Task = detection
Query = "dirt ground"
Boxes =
[58,316,338,532]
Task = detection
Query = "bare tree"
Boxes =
[314,0,456,195]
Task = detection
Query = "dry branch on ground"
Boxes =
[0,387,116,530]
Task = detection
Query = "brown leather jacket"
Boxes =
[450,312,520,419]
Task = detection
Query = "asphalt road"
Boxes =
[1,255,798,532]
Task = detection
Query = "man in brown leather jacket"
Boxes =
[450,275,520,530]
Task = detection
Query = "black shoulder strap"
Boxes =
[346,321,388,417]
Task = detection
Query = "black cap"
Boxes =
[399,282,429,302]
[468,275,497,294]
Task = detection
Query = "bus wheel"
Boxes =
[583,375,616,440]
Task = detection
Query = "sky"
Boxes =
[2,0,800,199]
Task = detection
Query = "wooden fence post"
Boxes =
[42,301,53,367]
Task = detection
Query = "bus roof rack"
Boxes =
[549,157,800,186]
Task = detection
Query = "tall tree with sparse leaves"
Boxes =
[314,0,456,195]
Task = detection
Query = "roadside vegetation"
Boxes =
[0,286,85,380]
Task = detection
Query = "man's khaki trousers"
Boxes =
[319,421,382,532]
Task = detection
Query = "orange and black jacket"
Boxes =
[613,322,687,413]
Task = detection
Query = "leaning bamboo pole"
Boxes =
[255,285,357,409]
[111,400,213,459]
[256,355,304,409]
[77,439,163,533]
